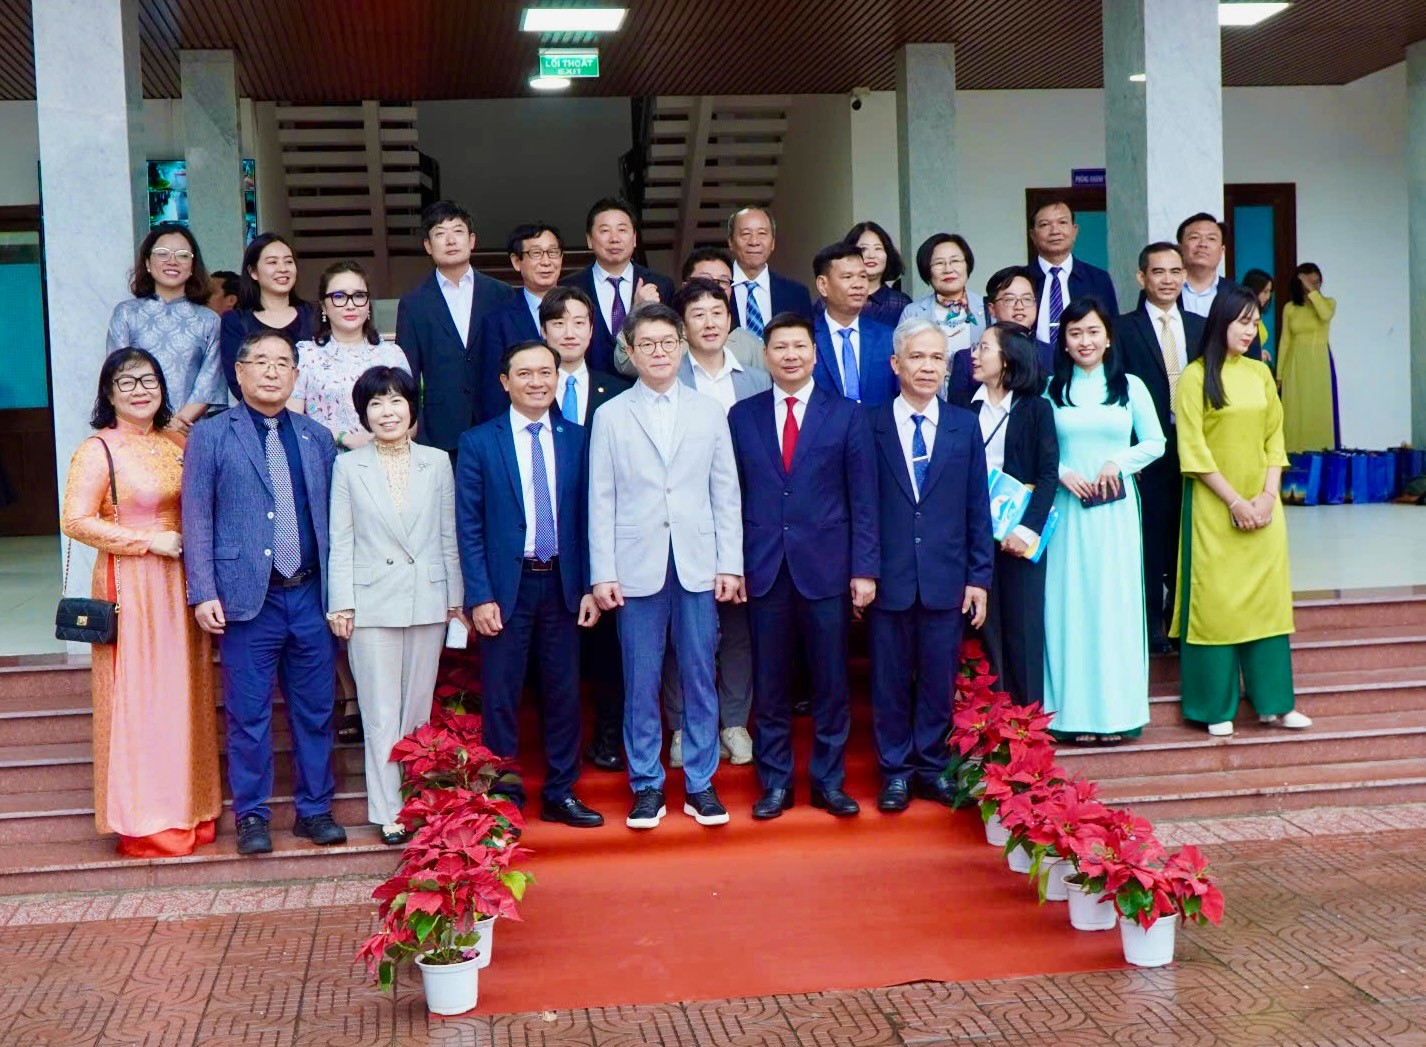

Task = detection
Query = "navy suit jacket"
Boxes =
[396,270,516,452]
[812,313,898,407]
[868,399,994,612]
[561,263,676,373]
[477,294,543,421]
[731,268,814,329]
[728,383,880,600]
[455,413,588,620]
[1032,257,1120,317]
[947,338,1056,402]
[181,406,337,622]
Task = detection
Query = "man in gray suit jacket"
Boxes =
[589,302,745,831]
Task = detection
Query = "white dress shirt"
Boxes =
[732,262,772,329]
[892,394,938,497]
[636,379,679,460]
[1145,301,1189,372]
[510,408,559,558]
[523,288,544,332]
[972,388,1039,544]
[827,315,862,394]
[558,362,591,425]
[1035,256,1074,344]
[1180,277,1218,318]
[593,261,636,334]
[774,378,815,455]
[689,348,744,414]
[437,266,475,345]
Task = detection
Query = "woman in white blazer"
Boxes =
[326,366,464,844]
[900,232,987,362]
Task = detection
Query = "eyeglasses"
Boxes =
[113,374,161,392]
[929,259,967,272]
[633,338,681,356]
[150,247,194,263]
[521,248,563,261]
[323,290,370,307]
[995,295,1037,308]
[237,358,295,374]
[700,276,734,289]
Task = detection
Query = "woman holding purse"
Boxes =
[60,348,221,857]
[326,366,465,845]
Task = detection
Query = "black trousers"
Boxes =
[1138,445,1182,639]
[581,611,624,737]
[982,548,1047,706]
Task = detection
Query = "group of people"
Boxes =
[62,192,1313,855]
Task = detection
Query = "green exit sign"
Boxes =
[539,48,600,78]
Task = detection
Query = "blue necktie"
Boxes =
[743,281,765,339]
[263,416,301,577]
[607,276,626,338]
[562,373,578,423]
[838,328,861,401]
[527,421,557,561]
[911,414,930,496]
[1048,266,1065,341]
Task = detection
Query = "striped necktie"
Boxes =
[743,281,765,339]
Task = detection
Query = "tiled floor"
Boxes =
[3,806,1426,1046]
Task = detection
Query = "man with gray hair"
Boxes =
[726,206,814,338]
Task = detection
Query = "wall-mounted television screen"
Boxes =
[148,159,258,245]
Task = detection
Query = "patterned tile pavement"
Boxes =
[3,805,1426,1046]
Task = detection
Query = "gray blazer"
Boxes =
[588,379,743,598]
[327,442,463,628]
[614,327,767,378]
[900,290,988,353]
[676,353,773,403]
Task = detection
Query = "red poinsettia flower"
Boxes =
[1162,845,1225,926]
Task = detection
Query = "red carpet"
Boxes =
[469,701,1125,1014]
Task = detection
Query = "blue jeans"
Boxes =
[617,554,719,795]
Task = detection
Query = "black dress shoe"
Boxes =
[810,786,860,817]
[912,777,957,808]
[791,697,812,717]
[236,814,272,855]
[586,728,627,771]
[877,778,911,813]
[1149,634,1177,656]
[293,812,348,846]
[626,788,666,830]
[752,788,794,820]
[541,796,605,828]
[379,823,411,846]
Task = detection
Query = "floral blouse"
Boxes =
[291,337,410,439]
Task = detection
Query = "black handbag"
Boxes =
[55,438,121,645]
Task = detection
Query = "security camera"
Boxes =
[850,88,870,112]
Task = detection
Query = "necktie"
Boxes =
[527,421,557,561]
[743,281,765,339]
[607,276,626,339]
[781,395,799,472]
[263,417,301,577]
[910,414,930,496]
[1158,314,1181,415]
[838,328,861,401]
[562,373,579,423]
[1048,266,1065,337]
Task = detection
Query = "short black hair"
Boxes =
[813,242,867,280]
[984,265,1036,302]
[762,311,814,343]
[1176,212,1227,243]
[501,339,561,376]
[421,200,474,240]
[1241,268,1273,298]
[622,301,682,346]
[984,322,1043,396]
[1031,198,1077,226]
[351,366,418,431]
[506,222,562,258]
[586,196,638,235]
[915,232,975,284]
[1137,241,1183,272]
[680,246,735,282]
[211,270,240,298]
[91,348,174,431]
[671,277,730,318]
[236,329,299,366]
[842,221,904,284]
[538,285,594,328]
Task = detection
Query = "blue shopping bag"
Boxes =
[1320,452,1349,505]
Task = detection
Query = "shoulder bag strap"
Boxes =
[61,436,122,602]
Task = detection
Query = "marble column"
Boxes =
[1103,0,1223,297]
[182,50,245,272]
[1408,42,1426,444]
[896,44,957,301]
[32,0,145,602]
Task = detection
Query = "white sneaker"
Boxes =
[1207,721,1235,737]
[669,729,683,769]
[721,726,754,765]
[1262,710,1313,729]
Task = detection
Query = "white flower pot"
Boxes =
[1066,884,1117,931]
[1007,844,1032,874]
[1043,854,1072,901]
[984,812,1010,847]
[416,953,479,1015]
[1119,916,1178,967]
[472,916,496,969]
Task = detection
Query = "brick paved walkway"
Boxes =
[4,807,1426,1046]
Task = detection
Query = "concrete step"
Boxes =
[1148,665,1426,724]
[1292,589,1426,632]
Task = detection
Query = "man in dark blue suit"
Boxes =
[182,331,345,854]
[396,201,516,455]
[478,222,566,419]
[811,243,898,406]
[948,266,1056,401]
[867,318,994,812]
[729,313,879,819]
[1175,213,1263,361]
[560,197,675,374]
[456,340,604,828]
[726,206,814,337]
[1029,199,1120,346]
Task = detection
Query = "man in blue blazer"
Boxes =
[811,242,898,406]
[867,318,994,812]
[182,331,345,855]
[478,222,565,420]
[948,266,1056,401]
[456,340,604,828]
[726,206,814,336]
[396,200,516,455]
[1028,199,1120,346]
[560,197,675,374]
[729,312,879,819]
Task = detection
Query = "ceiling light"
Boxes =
[1129,73,1146,82]
[521,7,627,33]
[529,74,572,91]
[1218,2,1290,27]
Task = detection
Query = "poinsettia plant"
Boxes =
[392,703,505,799]
[1161,845,1226,927]
[433,647,482,714]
